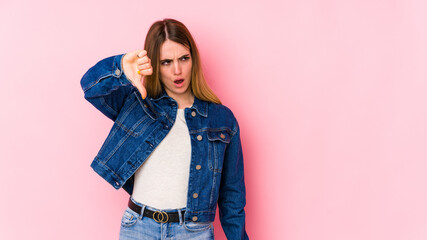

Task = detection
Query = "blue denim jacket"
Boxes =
[80,54,249,239]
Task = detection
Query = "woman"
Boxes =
[80,18,249,240]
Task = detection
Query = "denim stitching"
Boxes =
[115,117,153,138]
[209,169,218,207]
[189,127,233,135]
[114,96,154,137]
[97,125,120,154]
[117,98,138,122]
[95,157,123,181]
[82,73,112,92]
[100,96,118,116]
[134,92,158,120]
[103,129,133,162]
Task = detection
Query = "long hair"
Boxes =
[143,18,221,104]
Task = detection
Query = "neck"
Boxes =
[166,90,194,109]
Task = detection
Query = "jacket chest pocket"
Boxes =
[117,114,154,137]
[207,130,231,172]
[116,99,156,137]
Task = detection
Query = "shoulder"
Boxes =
[207,102,240,133]
[209,102,235,117]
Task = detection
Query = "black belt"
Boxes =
[128,198,185,223]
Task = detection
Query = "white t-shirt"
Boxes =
[132,109,191,210]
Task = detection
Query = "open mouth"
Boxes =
[173,79,185,87]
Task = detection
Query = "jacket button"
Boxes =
[115,181,120,186]
[193,193,198,198]
[197,135,203,141]
[220,133,225,139]
[115,69,120,76]
[191,111,196,117]
[144,104,148,108]
[192,216,198,221]
[196,165,201,170]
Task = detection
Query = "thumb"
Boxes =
[133,75,147,100]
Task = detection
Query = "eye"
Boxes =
[160,60,171,65]
[180,56,190,61]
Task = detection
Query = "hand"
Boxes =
[122,49,153,99]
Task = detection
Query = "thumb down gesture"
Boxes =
[122,49,153,99]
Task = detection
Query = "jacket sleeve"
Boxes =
[218,120,249,240]
[80,54,136,121]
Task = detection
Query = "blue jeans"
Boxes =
[119,198,214,240]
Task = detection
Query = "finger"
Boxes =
[139,76,147,99]
[139,85,147,100]
[137,63,152,70]
[132,75,147,99]
[137,50,147,58]
[137,57,151,65]
[137,56,150,65]
[139,68,153,76]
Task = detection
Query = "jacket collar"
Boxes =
[150,90,208,118]
[151,90,169,101]
[191,97,208,118]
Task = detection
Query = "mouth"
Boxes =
[173,78,185,87]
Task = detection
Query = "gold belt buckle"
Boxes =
[153,210,169,223]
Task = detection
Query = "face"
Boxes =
[159,39,193,100]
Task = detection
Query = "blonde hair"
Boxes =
[143,18,221,104]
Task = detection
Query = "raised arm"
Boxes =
[80,50,152,121]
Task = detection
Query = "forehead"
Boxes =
[160,40,190,58]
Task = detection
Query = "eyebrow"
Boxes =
[160,54,190,62]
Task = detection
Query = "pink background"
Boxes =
[1,0,427,239]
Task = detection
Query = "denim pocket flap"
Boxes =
[207,130,231,143]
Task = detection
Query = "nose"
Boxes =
[173,62,182,75]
